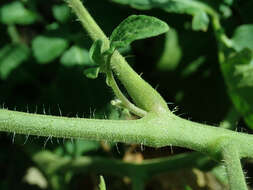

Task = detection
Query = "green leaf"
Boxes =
[156,29,182,71]
[0,1,38,25]
[219,4,232,19]
[221,48,253,128]
[110,0,210,31]
[99,176,106,190]
[0,44,29,80]
[89,40,104,65]
[110,15,169,49]
[232,24,253,51]
[32,35,68,64]
[86,40,105,79]
[83,67,100,79]
[52,4,71,23]
[60,46,91,66]
[192,11,209,31]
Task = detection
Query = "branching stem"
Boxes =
[67,0,170,115]
[2,109,253,159]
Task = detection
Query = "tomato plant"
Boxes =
[0,0,253,189]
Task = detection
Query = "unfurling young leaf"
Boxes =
[110,15,169,49]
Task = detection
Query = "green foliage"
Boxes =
[0,1,38,25]
[52,4,71,23]
[83,67,100,79]
[32,35,69,64]
[0,44,29,79]
[60,46,91,66]
[83,39,104,79]
[220,24,253,128]
[192,11,209,31]
[232,24,253,51]
[156,29,182,71]
[110,15,169,49]
[110,0,211,31]
[221,49,253,128]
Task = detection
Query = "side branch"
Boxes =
[221,144,248,190]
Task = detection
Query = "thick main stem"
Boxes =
[1,109,253,159]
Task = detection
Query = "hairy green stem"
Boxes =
[221,144,248,190]
[1,109,253,159]
[67,0,170,115]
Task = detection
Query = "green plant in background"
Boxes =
[0,0,253,189]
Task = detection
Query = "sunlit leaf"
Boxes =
[110,15,169,49]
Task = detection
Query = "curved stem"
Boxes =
[107,70,147,117]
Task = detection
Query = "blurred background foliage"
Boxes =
[0,0,253,189]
